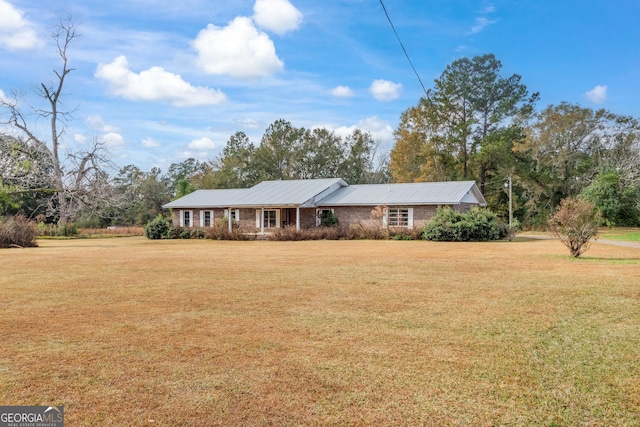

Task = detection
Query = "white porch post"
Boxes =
[296,207,300,232]
[261,207,265,235]
[228,208,232,233]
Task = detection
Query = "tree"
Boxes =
[0,133,55,217]
[254,119,304,180]
[581,168,639,226]
[515,103,640,225]
[165,158,205,197]
[389,54,537,192]
[549,198,599,258]
[202,131,259,189]
[339,129,384,184]
[1,18,113,225]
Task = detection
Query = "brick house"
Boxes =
[162,178,487,234]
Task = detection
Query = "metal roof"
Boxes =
[162,178,348,209]
[162,188,248,209]
[316,181,487,206]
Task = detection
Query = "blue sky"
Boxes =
[1,0,639,172]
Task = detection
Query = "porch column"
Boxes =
[296,207,300,232]
[261,207,265,235]
[228,208,232,233]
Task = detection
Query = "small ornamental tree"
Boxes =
[548,198,599,258]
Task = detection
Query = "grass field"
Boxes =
[601,227,640,242]
[1,237,639,426]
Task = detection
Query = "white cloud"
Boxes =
[85,115,120,133]
[177,150,209,161]
[253,0,303,35]
[95,55,226,107]
[193,17,284,79]
[470,17,498,34]
[0,88,11,103]
[73,134,87,144]
[333,116,394,147]
[330,85,354,98]
[586,85,608,104]
[0,0,42,50]
[142,137,161,148]
[235,118,260,129]
[188,137,216,150]
[369,79,403,101]
[99,132,125,148]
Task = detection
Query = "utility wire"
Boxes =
[378,0,429,98]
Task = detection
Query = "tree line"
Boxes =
[1,19,639,228]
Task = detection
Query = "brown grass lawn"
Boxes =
[1,237,639,426]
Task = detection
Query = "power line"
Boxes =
[378,0,429,98]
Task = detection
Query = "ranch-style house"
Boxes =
[162,178,487,234]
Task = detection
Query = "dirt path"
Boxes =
[521,234,640,249]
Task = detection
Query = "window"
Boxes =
[224,209,239,222]
[388,208,413,228]
[264,210,277,228]
[316,209,336,226]
[182,210,191,227]
[202,210,212,227]
[255,209,280,229]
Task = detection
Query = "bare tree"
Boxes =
[1,17,113,224]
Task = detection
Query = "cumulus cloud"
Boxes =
[95,55,226,107]
[0,0,42,50]
[586,85,607,104]
[369,79,403,101]
[253,0,303,35]
[193,17,284,79]
[142,137,161,148]
[99,132,125,148]
[188,137,216,150]
[330,85,354,98]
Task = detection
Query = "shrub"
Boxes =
[347,222,389,240]
[204,219,256,241]
[0,215,38,248]
[144,215,170,239]
[190,229,205,239]
[549,198,599,258]
[269,226,346,241]
[422,206,503,242]
[318,210,339,227]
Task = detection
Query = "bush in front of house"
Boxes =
[421,206,502,242]
[144,215,171,239]
[0,215,38,248]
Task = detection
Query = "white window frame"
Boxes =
[224,209,240,222]
[180,210,193,227]
[255,209,280,229]
[385,207,413,229]
[200,210,213,227]
[316,208,335,226]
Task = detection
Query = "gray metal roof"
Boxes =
[316,181,487,206]
[162,188,248,209]
[162,178,348,209]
